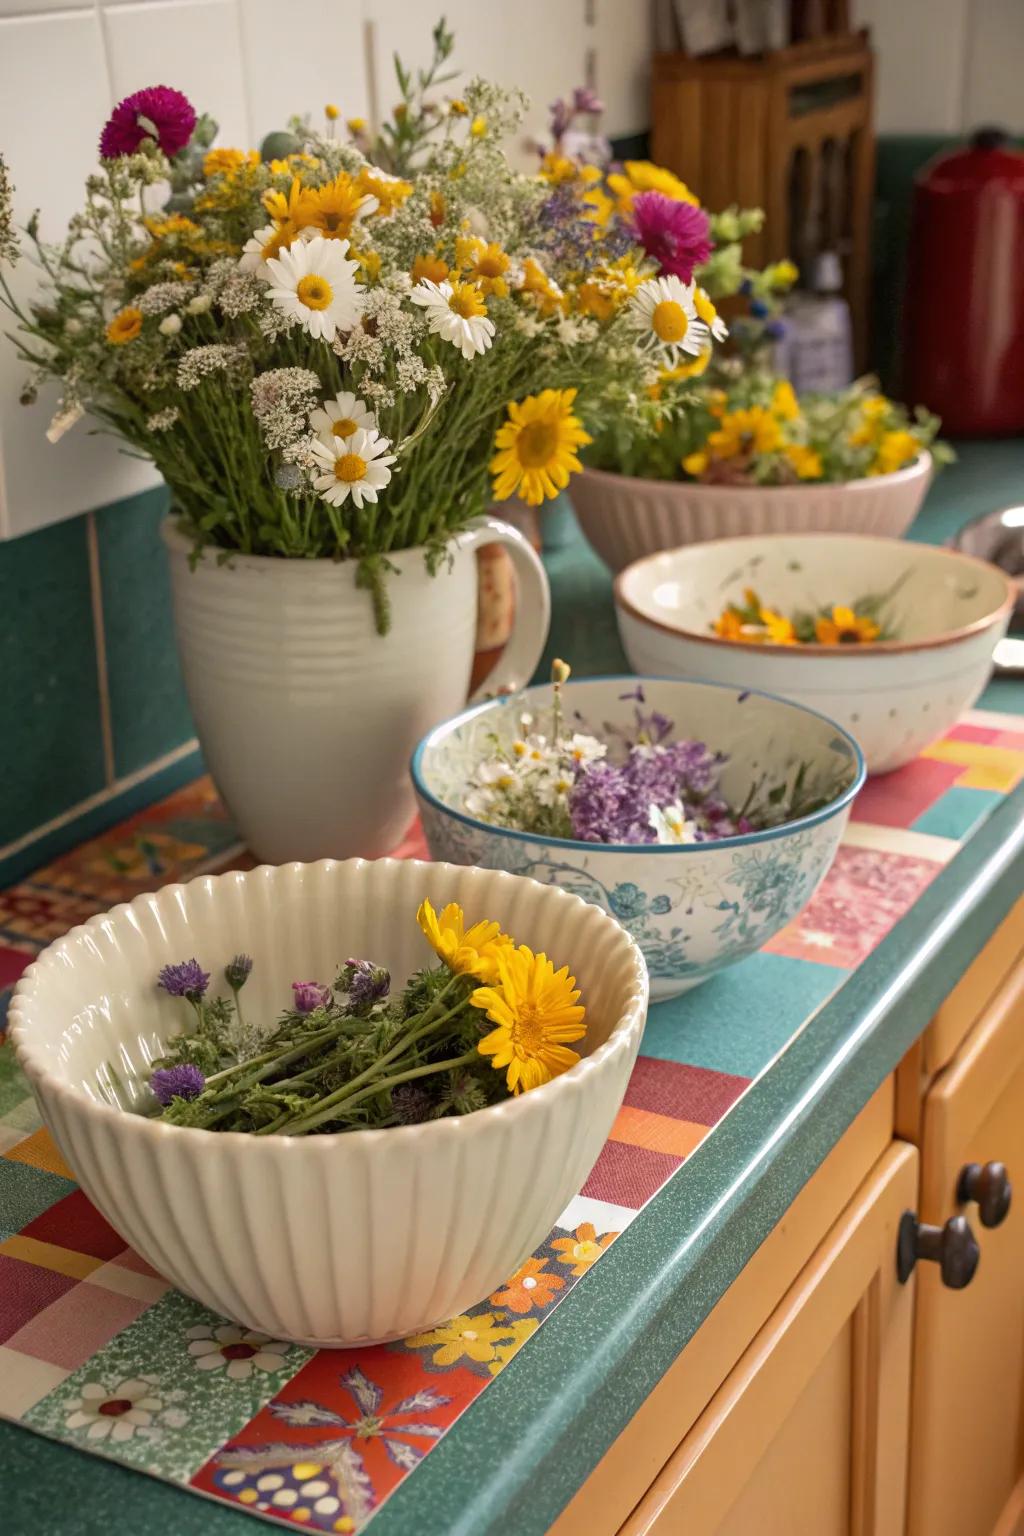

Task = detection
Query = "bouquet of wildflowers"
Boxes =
[463,665,844,846]
[141,897,586,1135]
[0,21,747,627]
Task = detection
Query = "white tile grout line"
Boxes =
[0,738,200,865]
[84,508,116,787]
[363,14,379,136]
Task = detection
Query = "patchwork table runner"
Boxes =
[1,708,1023,1534]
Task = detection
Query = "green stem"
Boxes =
[278,1049,479,1137]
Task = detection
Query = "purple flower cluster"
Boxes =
[568,740,723,843]
[630,192,713,283]
[340,959,391,1007]
[157,959,209,1000]
[292,981,332,1015]
[150,1063,205,1105]
[99,85,196,160]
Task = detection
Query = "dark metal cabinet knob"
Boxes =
[957,1161,1012,1228]
[897,1212,980,1288]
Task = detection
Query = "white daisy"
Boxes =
[309,390,377,449]
[263,234,363,342]
[566,733,607,767]
[310,426,397,508]
[64,1377,164,1443]
[477,758,522,790]
[649,800,700,845]
[239,223,287,279]
[535,766,576,808]
[410,277,495,360]
[629,274,710,363]
[694,285,729,341]
[185,1322,292,1382]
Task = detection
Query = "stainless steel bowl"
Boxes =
[952,508,1024,674]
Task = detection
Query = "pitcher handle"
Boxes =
[460,516,551,704]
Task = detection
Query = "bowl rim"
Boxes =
[7,858,649,1149]
[410,674,866,855]
[613,532,1016,659]
[575,449,932,499]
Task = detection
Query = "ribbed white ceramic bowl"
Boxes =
[8,859,647,1347]
[570,453,932,573]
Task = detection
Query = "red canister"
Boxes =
[903,128,1024,436]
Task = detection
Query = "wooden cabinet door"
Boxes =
[619,1143,917,1536]
[908,960,1024,1536]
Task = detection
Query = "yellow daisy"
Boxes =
[356,166,413,216]
[607,159,699,214]
[471,944,587,1096]
[783,443,823,479]
[708,406,781,460]
[106,307,143,345]
[416,899,512,983]
[411,251,449,285]
[871,429,919,476]
[202,147,258,178]
[490,388,592,507]
[815,606,881,645]
[459,238,511,298]
[771,379,800,421]
[303,172,376,240]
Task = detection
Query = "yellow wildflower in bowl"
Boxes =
[815,606,881,645]
[471,945,587,1095]
[416,897,512,983]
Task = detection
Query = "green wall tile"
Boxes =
[95,485,195,779]
[0,516,106,847]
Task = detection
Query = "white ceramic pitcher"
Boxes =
[161,517,551,862]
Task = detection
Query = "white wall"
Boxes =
[0,0,651,540]
[856,0,1024,135]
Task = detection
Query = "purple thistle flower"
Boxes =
[548,96,573,143]
[572,86,604,116]
[292,981,332,1015]
[99,85,196,160]
[224,954,253,991]
[630,192,713,283]
[340,959,391,1007]
[391,1082,434,1125]
[157,959,209,1000]
[150,1063,205,1106]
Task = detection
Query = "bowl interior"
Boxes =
[617,536,1011,646]
[416,677,860,845]
[13,861,644,1115]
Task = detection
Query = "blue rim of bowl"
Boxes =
[410,674,868,855]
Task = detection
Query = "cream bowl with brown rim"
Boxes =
[614,534,1014,774]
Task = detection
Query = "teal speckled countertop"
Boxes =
[2,443,1023,1536]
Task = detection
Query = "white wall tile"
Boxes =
[855,0,971,134]
[100,0,251,145]
[237,0,369,145]
[593,0,653,137]
[0,11,157,538]
[963,0,1024,136]
[363,0,588,170]
[0,1,91,13]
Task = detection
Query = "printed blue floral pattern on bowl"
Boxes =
[412,677,864,1000]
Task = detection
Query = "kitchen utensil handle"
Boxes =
[462,516,552,704]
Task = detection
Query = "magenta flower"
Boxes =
[292,981,332,1015]
[630,191,712,283]
[99,86,196,160]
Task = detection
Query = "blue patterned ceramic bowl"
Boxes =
[412,677,865,999]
